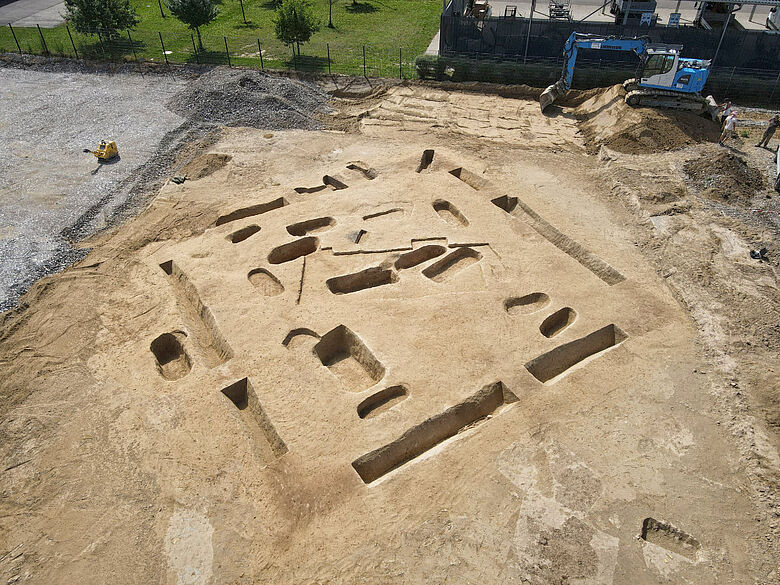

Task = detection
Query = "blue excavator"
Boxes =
[540,32,717,117]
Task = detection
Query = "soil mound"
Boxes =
[684,150,765,202]
[181,153,232,180]
[575,85,719,154]
[167,68,329,130]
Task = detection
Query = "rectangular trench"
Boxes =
[160,260,234,367]
[352,381,516,484]
[524,324,627,383]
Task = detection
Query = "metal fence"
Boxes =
[0,23,419,79]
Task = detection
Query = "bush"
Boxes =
[64,0,138,37]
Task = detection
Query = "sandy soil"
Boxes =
[0,78,778,585]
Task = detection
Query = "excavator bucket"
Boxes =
[539,79,567,112]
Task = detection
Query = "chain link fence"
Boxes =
[0,24,418,79]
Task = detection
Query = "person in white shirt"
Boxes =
[719,111,738,146]
[719,100,733,126]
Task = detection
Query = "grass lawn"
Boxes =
[0,0,442,75]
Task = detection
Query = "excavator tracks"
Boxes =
[624,88,707,112]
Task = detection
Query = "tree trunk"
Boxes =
[328,0,333,27]
[196,26,203,51]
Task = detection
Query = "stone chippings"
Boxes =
[0,65,332,312]
[167,68,330,130]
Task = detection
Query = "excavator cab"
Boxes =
[636,47,710,93]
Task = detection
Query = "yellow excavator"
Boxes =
[83,140,119,161]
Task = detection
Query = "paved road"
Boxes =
[0,0,65,28]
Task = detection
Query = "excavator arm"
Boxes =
[540,33,649,111]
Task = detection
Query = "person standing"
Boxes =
[719,100,733,126]
[756,114,779,149]
[719,111,738,146]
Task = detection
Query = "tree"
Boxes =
[63,0,138,37]
[165,0,220,50]
[274,0,319,56]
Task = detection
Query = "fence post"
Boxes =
[191,34,200,64]
[362,45,367,78]
[327,43,331,75]
[292,45,297,71]
[239,0,247,24]
[524,0,535,64]
[66,25,79,59]
[724,66,736,95]
[257,39,263,70]
[158,31,169,65]
[97,30,107,59]
[399,47,402,79]
[127,30,138,62]
[769,70,780,103]
[712,9,732,66]
[158,0,165,18]
[8,23,22,54]
[622,0,632,25]
[36,24,49,56]
[224,36,231,67]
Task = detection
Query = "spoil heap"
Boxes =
[575,85,720,154]
[167,68,329,130]
[684,149,765,202]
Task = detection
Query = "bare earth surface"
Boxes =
[0,69,778,584]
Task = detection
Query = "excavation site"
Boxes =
[1,64,778,585]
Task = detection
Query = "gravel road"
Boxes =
[0,67,187,311]
[0,63,330,312]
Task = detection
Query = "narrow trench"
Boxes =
[357,385,408,419]
[159,260,234,367]
[220,378,289,461]
[215,197,287,226]
[268,236,319,264]
[352,381,516,484]
[525,324,627,383]
[326,266,398,295]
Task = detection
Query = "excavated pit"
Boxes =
[227,224,261,243]
[313,325,385,392]
[357,385,409,419]
[215,197,287,226]
[268,237,319,264]
[286,217,336,237]
[248,268,284,296]
[220,378,288,460]
[505,293,550,315]
[394,245,447,269]
[433,199,469,227]
[525,324,627,383]
[640,518,701,560]
[540,307,577,338]
[326,266,398,295]
[422,247,482,282]
[352,382,517,483]
[150,331,191,381]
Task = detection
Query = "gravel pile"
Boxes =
[167,67,329,130]
[684,150,765,203]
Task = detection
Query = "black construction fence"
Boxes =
[440,16,780,71]
[416,52,780,106]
